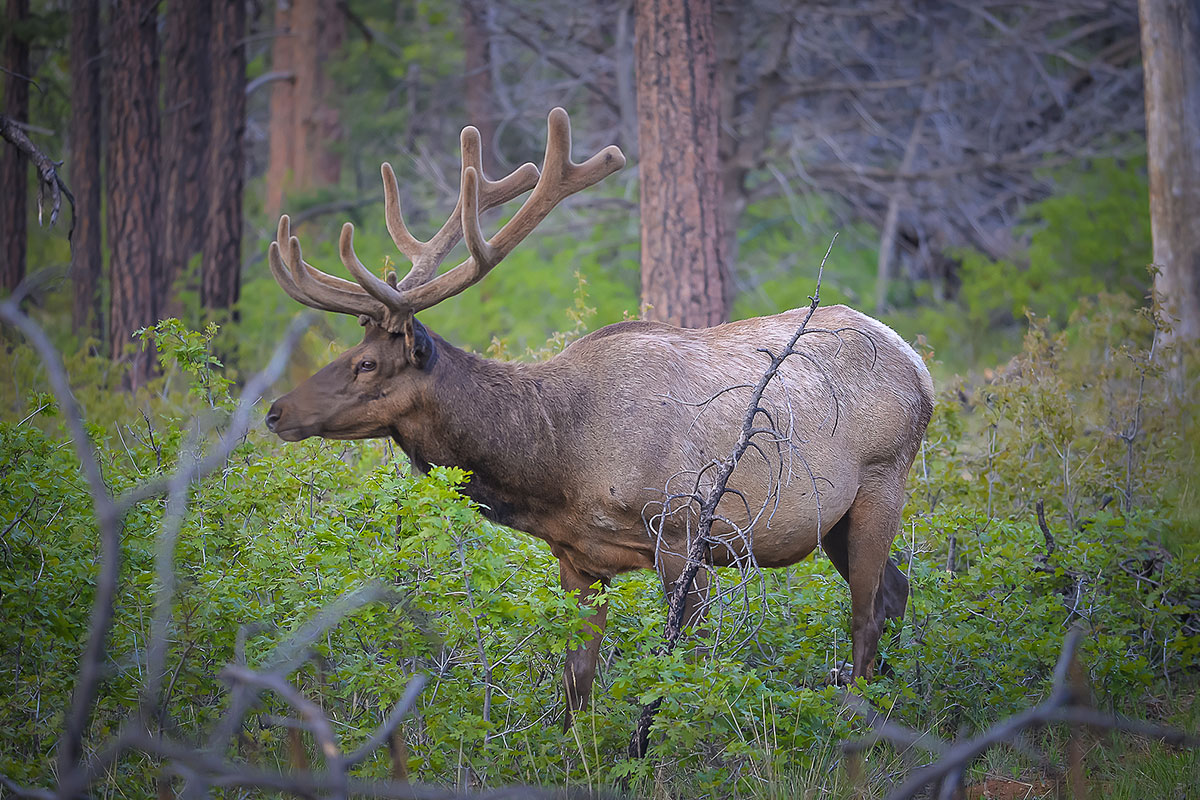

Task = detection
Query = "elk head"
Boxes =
[264,108,625,442]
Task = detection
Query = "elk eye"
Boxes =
[359,360,376,373]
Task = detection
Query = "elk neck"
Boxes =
[388,333,584,530]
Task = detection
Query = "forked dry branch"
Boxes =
[842,624,1200,799]
[631,240,843,758]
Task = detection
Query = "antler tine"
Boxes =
[397,107,625,314]
[267,240,317,307]
[480,107,624,260]
[267,216,379,317]
[284,231,385,318]
[381,162,425,264]
[392,127,539,293]
[275,215,374,296]
[339,222,409,313]
[543,106,627,196]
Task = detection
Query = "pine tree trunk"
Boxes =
[462,0,497,174]
[266,0,342,213]
[69,0,102,339]
[202,0,246,313]
[635,0,727,328]
[1,0,30,292]
[311,0,344,185]
[107,0,161,388]
[265,0,295,216]
[1139,0,1200,344]
[162,0,212,313]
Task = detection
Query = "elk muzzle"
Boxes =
[264,397,310,441]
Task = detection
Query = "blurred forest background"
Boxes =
[1,0,1198,797]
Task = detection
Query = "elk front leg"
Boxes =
[559,559,609,730]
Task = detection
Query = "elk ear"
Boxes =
[401,315,434,370]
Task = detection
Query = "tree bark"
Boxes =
[162,0,212,313]
[1139,0,1200,345]
[202,0,246,313]
[635,0,727,328]
[69,0,102,339]
[265,0,295,216]
[462,0,497,174]
[107,0,161,388]
[312,0,344,186]
[266,0,343,213]
[1,0,30,293]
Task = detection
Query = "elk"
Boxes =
[265,108,934,723]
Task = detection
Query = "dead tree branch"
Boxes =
[630,236,838,758]
[842,624,1200,799]
[0,112,75,236]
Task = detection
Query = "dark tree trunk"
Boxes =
[70,0,102,339]
[462,0,497,173]
[162,0,212,313]
[201,0,246,313]
[107,0,161,388]
[635,0,728,328]
[1,0,30,292]
[1139,0,1200,344]
[265,0,294,216]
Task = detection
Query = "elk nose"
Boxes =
[265,403,282,432]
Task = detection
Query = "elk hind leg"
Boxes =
[843,492,907,681]
[560,559,609,730]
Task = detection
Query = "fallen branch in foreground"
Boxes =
[843,624,1200,799]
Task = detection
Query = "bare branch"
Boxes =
[632,236,838,758]
[0,113,75,235]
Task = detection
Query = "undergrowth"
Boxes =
[0,290,1196,798]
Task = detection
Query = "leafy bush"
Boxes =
[1,281,1196,797]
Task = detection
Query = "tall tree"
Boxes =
[308,0,344,187]
[1139,0,1200,345]
[635,0,727,328]
[69,0,102,338]
[265,0,294,217]
[107,0,161,388]
[202,0,246,312]
[266,0,343,214]
[1,0,30,292]
[462,0,497,174]
[162,0,212,312]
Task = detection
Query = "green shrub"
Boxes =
[1,284,1195,797]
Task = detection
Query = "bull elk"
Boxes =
[265,108,934,723]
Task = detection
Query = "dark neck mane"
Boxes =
[390,336,579,529]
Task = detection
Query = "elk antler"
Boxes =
[269,108,626,333]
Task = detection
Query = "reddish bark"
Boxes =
[265,0,295,216]
[635,0,728,328]
[162,0,213,311]
[202,0,247,312]
[107,0,161,388]
[463,0,497,174]
[266,0,343,214]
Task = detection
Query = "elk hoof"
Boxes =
[825,661,854,686]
